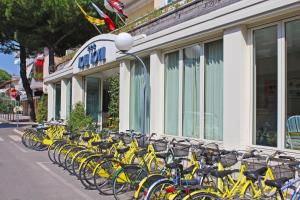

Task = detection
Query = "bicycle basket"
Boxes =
[152,140,168,152]
[220,152,238,168]
[137,136,150,148]
[172,144,190,157]
[122,135,132,145]
[241,157,267,171]
[270,161,296,179]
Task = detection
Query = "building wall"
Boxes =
[118,0,300,153]
[125,0,155,22]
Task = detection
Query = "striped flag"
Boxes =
[76,1,105,26]
[104,0,128,18]
[91,2,116,31]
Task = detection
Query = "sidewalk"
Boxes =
[0,113,36,126]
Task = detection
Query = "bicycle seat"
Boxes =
[99,142,113,150]
[166,162,182,170]
[69,134,81,140]
[135,149,147,157]
[91,141,102,146]
[63,131,71,136]
[156,152,171,159]
[101,154,114,159]
[117,147,130,154]
[182,165,196,175]
[82,136,93,142]
[210,169,239,179]
[265,177,290,189]
[243,167,267,181]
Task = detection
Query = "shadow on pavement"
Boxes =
[0,123,30,129]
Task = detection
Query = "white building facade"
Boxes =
[45,0,300,154]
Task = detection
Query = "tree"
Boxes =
[36,95,48,123]
[0,0,121,121]
[0,69,12,82]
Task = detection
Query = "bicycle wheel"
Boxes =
[113,165,148,200]
[53,143,69,165]
[134,174,166,200]
[185,192,222,200]
[48,140,65,163]
[64,146,85,175]
[79,154,102,189]
[94,159,121,195]
[58,144,74,167]
[72,150,93,178]
[144,179,174,200]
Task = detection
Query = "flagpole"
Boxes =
[114,10,126,24]
[92,24,102,34]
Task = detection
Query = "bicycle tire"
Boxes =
[94,159,121,195]
[112,164,148,200]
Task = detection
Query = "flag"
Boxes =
[76,1,105,26]
[104,0,128,18]
[91,2,116,31]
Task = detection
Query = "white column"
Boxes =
[72,75,84,105]
[223,26,250,150]
[119,60,131,132]
[150,51,164,135]
[60,79,68,120]
[47,83,55,121]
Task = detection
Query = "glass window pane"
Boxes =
[86,77,100,122]
[164,51,179,135]
[130,57,150,133]
[183,45,201,138]
[204,40,223,141]
[55,83,61,120]
[285,20,300,150]
[253,26,278,147]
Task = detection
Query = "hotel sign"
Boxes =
[71,34,118,74]
[78,44,106,69]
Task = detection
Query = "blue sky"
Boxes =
[0,53,19,75]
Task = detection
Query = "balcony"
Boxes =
[115,0,241,36]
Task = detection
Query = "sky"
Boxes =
[0,53,19,76]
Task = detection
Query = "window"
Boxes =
[86,77,100,122]
[183,46,201,138]
[163,41,223,140]
[252,18,300,150]
[285,19,300,150]
[164,51,180,135]
[130,57,150,133]
[253,26,278,147]
[204,40,224,141]
[55,83,61,120]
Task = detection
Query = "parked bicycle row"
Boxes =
[21,121,300,200]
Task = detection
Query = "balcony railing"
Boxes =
[114,0,240,35]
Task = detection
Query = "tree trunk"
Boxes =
[48,47,55,74]
[20,45,36,121]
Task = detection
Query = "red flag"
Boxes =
[105,0,128,18]
[91,2,116,31]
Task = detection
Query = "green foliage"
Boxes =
[68,102,93,132]
[0,69,11,82]
[36,95,48,123]
[33,72,43,81]
[107,75,119,130]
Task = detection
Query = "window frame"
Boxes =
[250,16,300,152]
[162,38,224,142]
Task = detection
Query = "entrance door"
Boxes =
[85,77,101,122]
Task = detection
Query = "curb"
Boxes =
[0,117,37,125]
[13,128,24,136]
